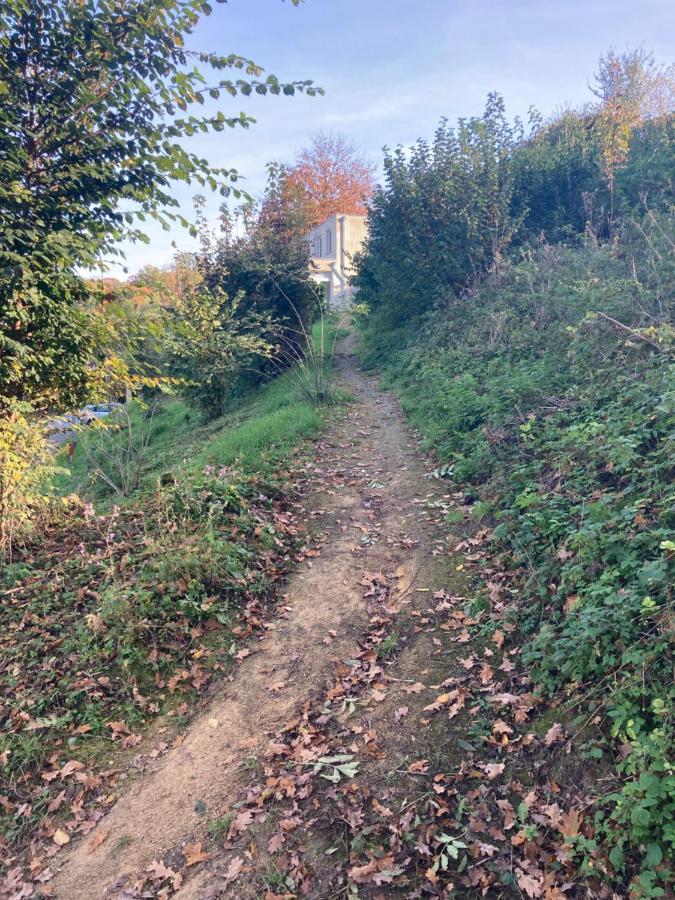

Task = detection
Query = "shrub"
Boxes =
[0,399,63,560]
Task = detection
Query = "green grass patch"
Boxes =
[55,367,327,502]
[190,373,323,474]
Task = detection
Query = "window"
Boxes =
[326,229,332,254]
[317,236,322,256]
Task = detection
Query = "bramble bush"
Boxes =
[358,200,674,887]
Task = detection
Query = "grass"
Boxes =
[191,372,323,473]
[55,366,328,502]
[260,863,296,892]
[54,317,350,505]
[1,353,341,867]
[53,397,204,499]
[207,812,235,843]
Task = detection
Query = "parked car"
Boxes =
[78,402,121,425]
[46,414,81,445]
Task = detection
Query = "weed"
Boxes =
[358,229,675,884]
[376,629,400,660]
[261,863,295,892]
[0,360,331,864]
[207,813,234,842]
[241,756,261,773]
[113,834,133,855]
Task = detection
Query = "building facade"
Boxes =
[306,213,367,307]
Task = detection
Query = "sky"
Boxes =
[109,0,675,277]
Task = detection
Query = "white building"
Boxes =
[306,213,367,307]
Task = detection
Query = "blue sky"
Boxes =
[110,0,674,276]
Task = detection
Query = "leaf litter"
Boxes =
[2,336,632,899]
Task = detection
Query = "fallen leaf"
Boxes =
[517,868,543,898]
[544,723,565,746]
[229,808,253,836]
[372,798,392,818]
[479,662,494,684]
[423,692,452,713]
[482,762,505,780]
[225,856,244,882]
[60,759,85,778]
[559,808,582,840]
[184,841,209,866]
[492,719,513,736]
[87,829,110,854]
[267,832,284,854]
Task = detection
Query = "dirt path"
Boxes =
[52,332,450,899]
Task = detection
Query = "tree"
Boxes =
[197,194,319,382]
[591,49,675,228]
[0,0,320,406]
[267,132,376,232]
[354,95,523,327]
[164,285,277,419]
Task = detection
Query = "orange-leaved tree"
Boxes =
[268,132,376,232]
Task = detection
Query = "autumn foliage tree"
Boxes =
[267,132,376,232]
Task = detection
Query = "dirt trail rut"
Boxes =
[53,332,447,899]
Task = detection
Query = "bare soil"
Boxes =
[52,332,454,899]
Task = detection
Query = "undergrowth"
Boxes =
[358,223,674,893]
[0,365,332,865]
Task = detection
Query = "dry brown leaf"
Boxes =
[267,832,284,854]
[517,868,543,898]
[479,663,494,684]
[225,856,244,882]
[423,692,452,713]
[87,829,110,854]
[559,808,582,839]
[372,798,392,818]
[146,859,178,883]
[482,762,505,780]
[544,723,565,746]
[60,760,85,778]
[183,841,209,866]
[493,719,513,736]
[229,808,254,836]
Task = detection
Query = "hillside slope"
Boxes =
[357,225,674,894]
